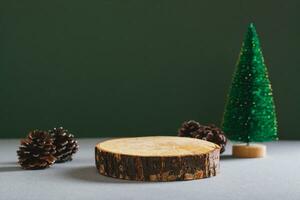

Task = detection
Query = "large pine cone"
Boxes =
[49,127,79,163]
[178,120,201,137]
[191,124,227,154]
[17,130,57,170]
[178,121,227,154]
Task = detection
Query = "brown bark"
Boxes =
[95,137,220,181]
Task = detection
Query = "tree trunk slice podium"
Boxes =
[95,136,220,181]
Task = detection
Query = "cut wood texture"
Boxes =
[232,144,266,158]
[95,136,220,181]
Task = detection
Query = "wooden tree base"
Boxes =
[232,144,266,158]
[95,136,220,181]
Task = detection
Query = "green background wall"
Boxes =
[0,0,299,139]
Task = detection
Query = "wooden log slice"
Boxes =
[95,136,220,181]
[232,144,266,158]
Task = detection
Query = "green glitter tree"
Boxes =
[222,23,278,144]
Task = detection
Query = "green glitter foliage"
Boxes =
[222,23,278,143]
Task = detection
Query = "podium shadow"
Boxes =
[65,166,156,184]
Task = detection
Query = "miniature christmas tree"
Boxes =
[222,23,278,158]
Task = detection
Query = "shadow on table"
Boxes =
[0,161,21,172]
[0,161,18,165]
[65,166,155,184]
[220,155,236,160]
[0,166,21,172]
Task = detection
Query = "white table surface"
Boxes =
[0,139,299,200]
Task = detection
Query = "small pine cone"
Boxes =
[49,127,79,163]
[178,120,201,137]
[17,130,57,170]
[191,124,227,154]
